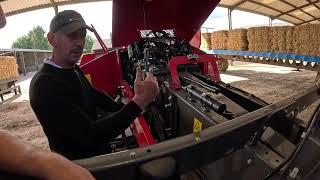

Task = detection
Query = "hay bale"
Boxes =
[293,24,318,56]
[254,26,271,52]
[247,27,271,52]
[211,30,228,50]
[0,56,19,80]
[247,28,255,51]
[270,26,287,53]
[200,33,212,50]
[227,29,248,51]
[286,26,294,54]
[309,24,320,56]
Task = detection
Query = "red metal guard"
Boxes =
[169,54,221,89]
[122,81,156,147]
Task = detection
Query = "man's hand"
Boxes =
[132,67,159,110]
[41,153,95,180]
[0,129,95,180]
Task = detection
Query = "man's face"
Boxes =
[55,28,86,66]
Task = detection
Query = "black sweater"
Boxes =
[29,63,141,160]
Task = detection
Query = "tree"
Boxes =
[12,35,32,49]
[12,26,94,51]
[12,26,51,50]
[29,26,51,50]
[84,35,94,51]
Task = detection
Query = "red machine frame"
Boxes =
[80,47,221,147]
[79,0,222,148]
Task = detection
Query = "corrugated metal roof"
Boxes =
[1,0,320,26]
[0,0,110,16]
[219,0,320,25]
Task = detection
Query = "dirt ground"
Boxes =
[0,62,318,150]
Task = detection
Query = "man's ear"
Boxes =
[47,32,57,48]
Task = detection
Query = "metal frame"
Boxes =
[0,79,319,180]
[219,54,320,72]
[219,0,320,26]
[71,82,320,179]
[0,77,21,104]
[2,0,320,27]
[2,0,112,17]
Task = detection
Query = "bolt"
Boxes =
[289,167,299,179]
[130,151,136,158]
[247,159,253,166]
[195,137,200,142]
[165,103,172,108]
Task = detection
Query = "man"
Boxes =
[29,10,159,160]
[0,4,94,180]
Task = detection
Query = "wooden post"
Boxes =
[34,52,38,70]
[20,52,26,76]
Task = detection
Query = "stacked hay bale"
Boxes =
[247,28,255,51]
[308,24,320,56]
[227,29,248,51]
[292,24,320,56]
[0,56,19,81]
[285,26,294,54]
[254,27,271,52]
[294,25,311,56]
[200,33,212,50]
[271,26,287,53]
[247,27,271,52]
[211,30,228,50]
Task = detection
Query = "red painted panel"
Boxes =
[80,51,122,97]
[112,0,221,47]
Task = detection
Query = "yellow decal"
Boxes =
[85,74,92,84]
[193,117,202,133]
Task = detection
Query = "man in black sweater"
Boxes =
[29,10,159,160]
[0,6,94,180]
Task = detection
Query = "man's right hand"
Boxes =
[132,67,160,110]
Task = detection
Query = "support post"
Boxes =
[228,8,233,30]
[269,17,273,27]
[20,52,26,76]
[33,52,38,70]
[50,0,58,14]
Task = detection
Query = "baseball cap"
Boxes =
[49,10,93,34]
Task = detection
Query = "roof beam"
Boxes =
[306,0,320,11]
[217,5,297,25]
[273,0,320,19]
[279,0,320,23]
[247,0,306,23]
[297,18,320,25]
[5,0,111,17]
[230,0,248,11]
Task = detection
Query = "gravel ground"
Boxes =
[0,62,318,150]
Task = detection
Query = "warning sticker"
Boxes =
[85,74,92,84]
[193,117,202,133]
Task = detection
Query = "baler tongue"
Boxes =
[111,0,221,48]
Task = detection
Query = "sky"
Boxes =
[0,2,289,49]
